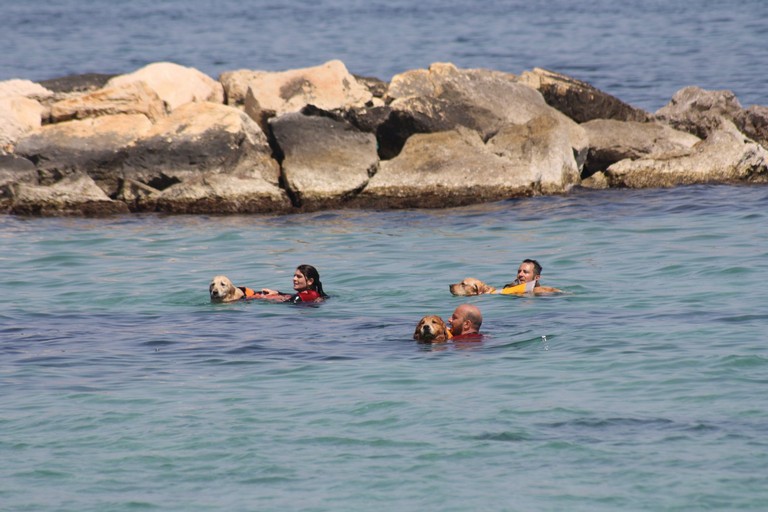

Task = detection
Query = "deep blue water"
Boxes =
[3,2,768,510]
[1,0,767,111]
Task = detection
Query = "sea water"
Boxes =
[2,185,768,511]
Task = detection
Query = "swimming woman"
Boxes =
[259,264,328,304]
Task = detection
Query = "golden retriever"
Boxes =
[209,275,245,303]
[413,315,452,343]
[449,277,497,296]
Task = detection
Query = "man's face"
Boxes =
[517,262,538,283]
[449,308,466,335]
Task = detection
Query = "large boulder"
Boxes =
[486,113,582,194]
[270,110,378,209]
[357,129,513,208]
[14,114,152,185]
[149,173,291,214]
[581,119,700,176]
[380,63,587,163]
[0,96,45,149]
[736,105,768,150]
[357,121,579,209]
[107,62,224,112]
[0,79,53,101]
[222,60,372,131]
[603,122,768,188]
[654,86,744,139]
[9,172,129,216]
[0,154,37,211]
[518,67,649,123]
[48,81,166,123]
[387,62,550,130]
[114,102,280,198]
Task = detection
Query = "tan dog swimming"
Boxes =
[413,315,452,343]
[449,277,497,296]
[209,275,245,303]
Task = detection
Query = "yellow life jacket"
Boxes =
[500,281,536,295]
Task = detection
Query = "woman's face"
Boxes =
[292,269,314,291]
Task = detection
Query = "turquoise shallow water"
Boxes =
[2,184,768,511]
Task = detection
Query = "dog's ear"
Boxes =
[413,319,424,340]
[434,321,449,343]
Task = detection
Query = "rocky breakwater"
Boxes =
[1,60,767,216]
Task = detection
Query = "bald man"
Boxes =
[448,304,484,341]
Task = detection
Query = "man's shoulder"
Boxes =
[452,332,484,342]
[533,286,562,294]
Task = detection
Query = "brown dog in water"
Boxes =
[413,315,452,343]
[449,277,497,296]
[209,275,246,303]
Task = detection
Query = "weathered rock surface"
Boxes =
[48,81,166,123]
[39,73,115,94]
[150,174,291,214]
[223,60,372,132]
[387,63,548,135]
[654,86,744,139]
[270,110,378,209]
[358,129,516,208]
[486,113,582,194]
[357,117,580,208]
[110,102,280,199]
[581,119,701,176]
[0,153,37,209]
[107,62,224,112]
[9,173,129,216]
[736,105,768,150]
[14,114,153,186]
[603,122,768,188]
[0,96,44,149]
[519,67,650,123]
[0,79,54,101]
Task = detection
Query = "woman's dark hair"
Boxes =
[297,264,328,297]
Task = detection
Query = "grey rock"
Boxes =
[654,86,744,139]
[604,122,768,188]
[270,111,378,209]
[9,173,129,216]
[151,173,291,214]
[582,119,700,176]
[114,102,279,200]
[736,105,768,150]
[357,118,579,209]
[519,67,649,123]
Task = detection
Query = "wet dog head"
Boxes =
[413,315,451,343]
[449,277,497,296]
[209,275,241,303]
